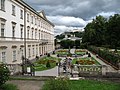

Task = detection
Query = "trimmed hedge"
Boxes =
[88,46,120,69]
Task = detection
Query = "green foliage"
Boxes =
[88,46,120,68]
[69,80,120,90]
[83,14,120,48]
[0,64,10,87]
[0,84,18,90]
[60,39,74,48]
[42,79,70,90]
[75,40,80,49]
[46,61,51,68]
[55,35,65,40]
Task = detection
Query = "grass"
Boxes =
[42,79,120,90]
[69,80,120,90]
[0,84,18,90]
[72,57,100,65]
[34,56,61,71]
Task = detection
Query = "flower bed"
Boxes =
[72,57,100,65]
[56,49,69,56]
[34,56,61,71]
[75,49,86,55]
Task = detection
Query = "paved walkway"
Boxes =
[88,51,117,72]
[35,66,58,76]
[7,80,44,90]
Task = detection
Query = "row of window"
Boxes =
[0,50,17,63]
[0,45,47,63]
[0,0,52,30]
[0,21,52,39]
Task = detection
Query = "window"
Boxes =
[32,30,33,39]
[0,0,5,11]
[33,47,34,56]
[20,9,23,19]
[28,48,31,57]
[39,30,40,39]
[1,23,5,37]
[12,22,16,38]
[36,47,38,55]
[27,13,29,22]
[20,25,23,38]
[0,18,6,37]
[31,16,33,24]
[2,52,6,63]
[35,18,37,25]
[13,50,16,61]
[27,27,30,39]
[35,29,37,39]
[12,5,15,16]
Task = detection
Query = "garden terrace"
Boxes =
[34,56,61,71]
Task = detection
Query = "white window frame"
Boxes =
[1,51,6,63]
[20,25,23,38]
[13,50,16,61]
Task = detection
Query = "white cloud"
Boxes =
[47,16,87,27]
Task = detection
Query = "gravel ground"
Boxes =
[7,80,44,90]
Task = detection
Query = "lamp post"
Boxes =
[57,54,60,76]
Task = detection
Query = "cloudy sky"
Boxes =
[24,0,120,35]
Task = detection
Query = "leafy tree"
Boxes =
[55,35,65,40]
[75,40,80,49]
[83,15,107,46]
[60,39,74,48]
[106,14,120,48]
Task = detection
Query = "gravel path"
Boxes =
[7,80,44,90]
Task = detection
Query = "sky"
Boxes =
[24,0,120,35]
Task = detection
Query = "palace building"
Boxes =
[0,0,55,64]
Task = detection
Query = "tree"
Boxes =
[75,40,80,49]
[83,15,107,46]
[106,14,120,48]
[60,39,74,48]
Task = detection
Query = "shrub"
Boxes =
[46,61,51,68]
[0,64,10,87]
[88,53,91,57]
[42,79,70,90]
[47,53,50,57]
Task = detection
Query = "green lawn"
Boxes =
[69,80,120,90]
[34,56,61,71]
[72,57,100,65]
[0,84,18,90]
[42,79,120,90]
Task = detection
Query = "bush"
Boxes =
[0,84,18,90]
[88,53,91,57]
[42,78,70,90]
[46,61,51,68]
[0,64,10,87]
[47,53,50,57]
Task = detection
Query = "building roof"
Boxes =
[15,0,54,27]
